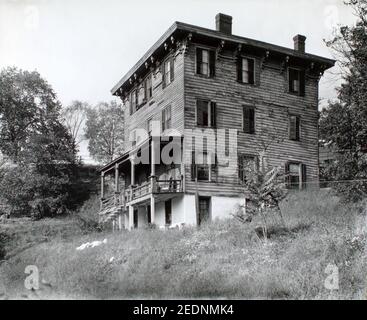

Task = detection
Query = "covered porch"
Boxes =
[99,136,184,230]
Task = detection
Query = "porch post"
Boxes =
[129,205,134,230]
[131,156,135,186]
[150,139,156,224]
[100,172,105,210]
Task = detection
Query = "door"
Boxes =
[165,199,172,226]
[198,196,211,225]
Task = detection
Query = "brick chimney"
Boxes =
[215,13,232,35]
[293,34,306,53]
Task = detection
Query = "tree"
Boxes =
[61,100,90,147]
[85,101,124,163]
[0,67,61,162]
[0,67,87,218]
[320,0,367,201]
[234,153,288,240]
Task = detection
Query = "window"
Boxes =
[243,106,255,134]
[131,130,137,148]
[137,86,144,108]
[147,117,153,136]
[237,58,255,84]
[191,150,217,182]
[285,162,306,189]
[198,197,211,225]
[145,75,152,100]
[162,57,174,87]
[196,100,216,127]
[289,115,300,141]
[239,154,258,183]
[130,89,137,115]
[197,151,210,181]
[165,200,172,226]
[196,48,215,77]
[161,105,171,132]
[288,68,305,96]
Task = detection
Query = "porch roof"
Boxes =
[99,135,183,174]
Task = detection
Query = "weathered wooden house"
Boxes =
[99,13,335,230]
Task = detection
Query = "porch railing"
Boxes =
[124,177,183,202]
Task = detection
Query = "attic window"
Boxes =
[288,68,305,96]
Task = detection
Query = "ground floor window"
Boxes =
[198,196,211,225]
[285,162,306,189]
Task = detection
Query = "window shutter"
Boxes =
[129,92,133,115]
[191,150,197,181]
[161,63,166,88]
[289,116,296,140]
[301,163,307,189]
[237,57,243,82]
[299,70,305,96]
[243,106,250,133]
[196,48,202,74]
[238,155,243,182]
[211,154,218,182]
[170,57,174,82]
[161,109,166,132]
[248,59,255,84]
[249,108,255,134]
[296,116,300,140]
[285,161,290,187]
[210,102,217,128]
[288,69,293,92]
[143,78,147,101]
[209,50,216,77]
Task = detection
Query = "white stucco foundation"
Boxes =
[125,194,244,229]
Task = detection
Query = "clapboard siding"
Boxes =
[123,48,185,151]
[183,43,320,196]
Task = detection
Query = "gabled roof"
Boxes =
[111,21,335,96]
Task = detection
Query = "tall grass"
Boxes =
[0,190,366,299]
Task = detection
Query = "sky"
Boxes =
[0,0,358,160]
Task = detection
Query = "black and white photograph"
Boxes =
[0,0,366,305]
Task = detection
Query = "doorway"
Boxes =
[198,196,211,225]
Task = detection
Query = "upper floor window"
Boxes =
[196,48,215,77]
[147,117,153,136]
[130,89,137,115]
[191,150,217,182]
[196,100,216,127]
[289,115,300,141]
[145,75,152,100]
[285,162,306,189]
[237,58,255,84]
[161,105,172,132]
[162,57,174,87]
[288,68,305,96]
[243,106,255,134]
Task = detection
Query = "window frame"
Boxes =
[238,56,255,85]
[242,105,256,134]
[289,114,301,141]
[161,105,172,133]
[288,67,305,96]
[144,74,153,101]
[195,46,215,78]
[285,161,306,190]
[195,99,216,128]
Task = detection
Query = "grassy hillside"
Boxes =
[0,191,366,300]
